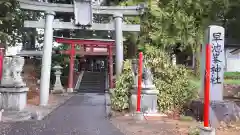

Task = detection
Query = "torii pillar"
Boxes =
[114,13,123,77]
[39,11,55,106]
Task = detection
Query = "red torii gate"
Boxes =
[54,37,114,92]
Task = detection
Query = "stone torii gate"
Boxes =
[18,0,144,106]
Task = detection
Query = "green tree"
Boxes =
[116,0,231,76]
[0,0,20,45]
[0,0,43,48]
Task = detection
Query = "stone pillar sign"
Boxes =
[200,25,226,128]
[199,25,240,129]
[201,25,225,101]
[52,65,64,94]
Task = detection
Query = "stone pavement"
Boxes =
[1,93,124,135]
[2,93,73,122]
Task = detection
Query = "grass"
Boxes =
[190,78,240,87]
[224,72,240,78]
[189,72,240,89]
[224,79,240,85]
[224,72,240,85]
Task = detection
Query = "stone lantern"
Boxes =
[52,65,64,94]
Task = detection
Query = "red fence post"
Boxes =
[136,52,143,112]
[204,44,211,127]
[0,48,4,81]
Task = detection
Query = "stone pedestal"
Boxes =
[130,85,158,114]
[133,111,144,121]
[52,65,64,94]
[67,88,73,93]
[0,87,29,111]
[0,109,3,121]
[199,126,215,135]
[189,100,240,128]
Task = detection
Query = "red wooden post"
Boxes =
[68,43,75,92]
[78,58,81,71]
[90,45,94,52]
[136,52,143,112]
[0,48,4,81]
[108,46,113,88]
[83,45,86,52]
[204,44,211,127]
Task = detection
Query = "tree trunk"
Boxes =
[192,52,195,69]
[172,54,176,65]
[193,44,200,76]
[126,32,138,59]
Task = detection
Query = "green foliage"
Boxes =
[52,44,70,66]
[224,72,240,80]
[117,0,236,78]
[224,79,240,85]
[110,60,133,111]
[188,127,200,135]
[179,115,194,121]
[0,0,20,44]
[144,45,198,112]
[0,0,43,47]
[51,44,77,87]
[120,0,228,50]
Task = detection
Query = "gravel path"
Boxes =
[3,93,123,135]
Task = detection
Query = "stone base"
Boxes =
[144,112,167,117]
[67,88,73,93]
[189,100,240,127]
[2,110,32,122]
[133,111,144,121]
[0,109,3,121]
[51,89,65,94]
[130,89,158,113]
[0,87,29,111]
[199,126,215,135]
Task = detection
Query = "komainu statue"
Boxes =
[11,56,25,86]
[1,56,25,87]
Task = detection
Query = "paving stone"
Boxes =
[4,94,124,135]
[1,94,73,122]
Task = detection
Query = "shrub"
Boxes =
[110,44,198,112]
[144,45,198,112]
[188,127,200,135]
[110,59,133,111]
